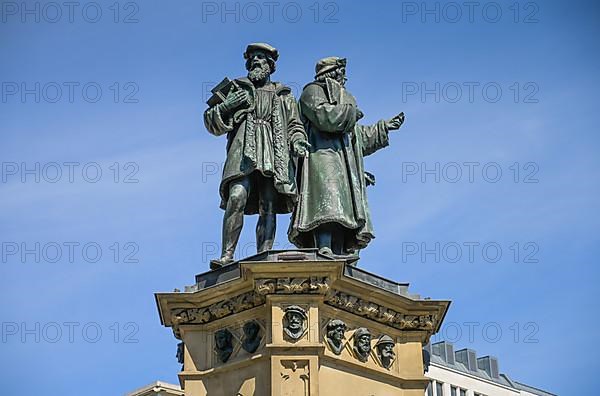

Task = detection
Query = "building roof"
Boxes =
[513,380,557,396]
[125,381,183,396]
[427,341,556,396]
[430,354,513,388]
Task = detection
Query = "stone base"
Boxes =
[156,249,450,396]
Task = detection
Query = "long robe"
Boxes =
[204,78,306,215]
[288,79,390,251]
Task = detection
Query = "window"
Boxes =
[426,381,433,396]
[451,386,457,396]
[460,390,466,396]
[436,381,444,396]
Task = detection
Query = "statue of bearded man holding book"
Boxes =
[204,43,309,268]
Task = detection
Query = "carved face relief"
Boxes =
[353,328,371,362]
[242,320,262,353]
[377,342,395,369]
[325,319,347,355]
[380,343,394,358]
[357,335,371,353]
[214,329,233,363]
[283,306,307,340]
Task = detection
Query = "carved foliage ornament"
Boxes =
[170,290,265,329]
[325,291,436,331]
[256,276,330,295]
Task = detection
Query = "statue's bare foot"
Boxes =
[210,255,234,270]
[318,247,334,256]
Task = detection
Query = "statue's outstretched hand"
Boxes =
[386,112,405,131]
[292,139,311,157]
[356,108,364,121]
[364,171,376,186]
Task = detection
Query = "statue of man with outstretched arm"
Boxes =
[289,57,405,258]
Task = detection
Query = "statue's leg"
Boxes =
[315,223,334,255]
[216,176,251,266]
[330,223,345,255]
[256,175,276,253]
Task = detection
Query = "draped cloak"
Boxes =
[288,79,390,251]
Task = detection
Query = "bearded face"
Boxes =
[380,343,394,358]
[247,51,272,83]
[316,66,347,86]
[357,334,371,353]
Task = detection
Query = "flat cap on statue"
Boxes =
[315,56,347,78]
[244,42,279,61]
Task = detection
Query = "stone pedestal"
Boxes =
[156,250,450,396]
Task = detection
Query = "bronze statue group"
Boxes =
[204,43,405,269]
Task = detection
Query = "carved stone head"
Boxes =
[176,342,184,365]
[242,320,261,353]
[214,328,233,363]
[353,327,371,362]
[375,335,395,369]
[283,305,307,340]
[325,319,347,355]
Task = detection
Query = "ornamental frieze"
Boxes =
[325,291,435,331]
[255,276,330,295]
[170,290,265,329]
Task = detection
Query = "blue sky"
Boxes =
[1,0,599,394]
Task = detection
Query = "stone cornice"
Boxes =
[325,290,438,332]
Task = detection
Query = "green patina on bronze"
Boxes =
[204,48,404,268]
[204,43,309,268]
[288,57,405,256]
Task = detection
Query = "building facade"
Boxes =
[424,341,555,396]
[128,341,556,396]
